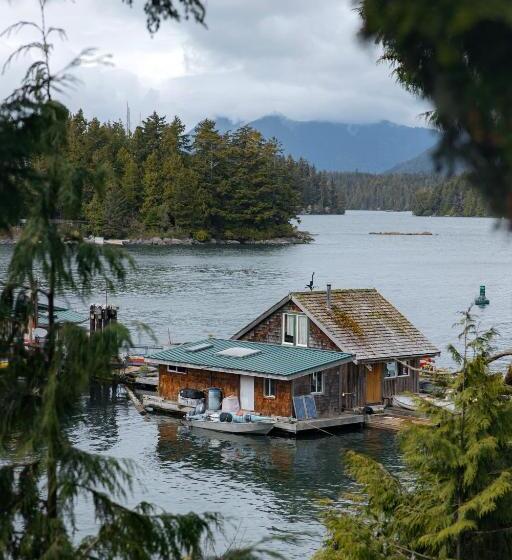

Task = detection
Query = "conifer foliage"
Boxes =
[0,2,259,559]
[71,113,302,241]
[315,310,512,560]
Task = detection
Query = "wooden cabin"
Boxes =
[148,339,353,418]
[232,286,440,408]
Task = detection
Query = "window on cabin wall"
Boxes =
[264,378,276,397]
[282,313,308,346]
[398,360,411,377]
[167,365,187,374]
[310,371,324,394]
[296,315,308,346]
[384,361,397,378]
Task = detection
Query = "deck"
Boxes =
[141,394,194,415]
[273,413,364,434]
[365,408,430,431]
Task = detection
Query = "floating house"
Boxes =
[148,338,354,421]
[232,286,440,407]
[27,302,86,343]
[146,286,439,431]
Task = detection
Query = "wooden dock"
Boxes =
[142,394,194,415]
[274,413,364,434]
[365,411,430,431]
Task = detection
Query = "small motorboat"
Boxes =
[392,394,417,411]
[393,393,456,413]
[184,418,275,435]
[183,411,275,435]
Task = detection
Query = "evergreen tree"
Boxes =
[141,151,166,231]
[191,119,228,233]
[315,310,512,560]
[0,3,258,558]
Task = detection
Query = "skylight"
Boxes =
[216,347,261,358]
[185,342,214,352]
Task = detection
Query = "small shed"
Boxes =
[148,338,353,418]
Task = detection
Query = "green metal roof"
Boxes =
[147,338,353,379]
[37,303,86,326]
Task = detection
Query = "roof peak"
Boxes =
[292,288,377,295]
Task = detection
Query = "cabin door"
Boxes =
[240,376,255,411]
[365,364,382,404]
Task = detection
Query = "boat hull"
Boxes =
[184,419,274,435]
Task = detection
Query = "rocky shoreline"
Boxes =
[1,233,312,247]
[115,234,311,246]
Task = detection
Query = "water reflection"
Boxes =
[156,418,401,517]
[71,382,125,453]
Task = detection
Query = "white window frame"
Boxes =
[282,313,308,347]
[384,361,397,379]
[296,314,308,347]
[398,360,411,377]
[264,378,276,398]
[282,313,296,345]
[167,364,187,374]
[310,371,324,394]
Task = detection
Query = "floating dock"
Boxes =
[274,413,364,434]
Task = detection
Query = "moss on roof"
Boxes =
[292,289,439,361]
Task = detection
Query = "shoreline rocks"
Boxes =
[123,234,310,246]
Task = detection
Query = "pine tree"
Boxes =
[141,151,165,231]
[190,119,227,233]
[315,310,512,560]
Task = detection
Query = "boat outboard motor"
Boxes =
[219,412,233,423]
[193,400,206,415]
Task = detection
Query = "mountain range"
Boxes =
[203,115,438,174]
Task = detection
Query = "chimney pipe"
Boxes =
[326,283,332,309]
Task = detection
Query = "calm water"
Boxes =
[1,211,512,557]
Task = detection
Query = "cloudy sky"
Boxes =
[0,0,429,128]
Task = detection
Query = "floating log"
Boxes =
[124,385,146,415]
[369,231,434,236]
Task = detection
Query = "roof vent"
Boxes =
[185,342,214,352]
[326,283,332,310]
[216,347,261,358]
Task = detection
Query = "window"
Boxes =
[283,313,296,344]
[384,361,397,379]
[297,315,308,346]
[282,313,308,346]
[264,378,276,398]
[398,360,411,377]
[310,371,324,394]
[167,365,187,374]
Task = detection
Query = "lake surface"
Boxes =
[1,211,511,557]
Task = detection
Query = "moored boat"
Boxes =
[393,393,456,413]
[183,418,275,435]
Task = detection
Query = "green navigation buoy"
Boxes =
[475,285,490,306]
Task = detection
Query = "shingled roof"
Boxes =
[233,289,439,362]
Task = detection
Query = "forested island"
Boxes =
[58,111,490,245]
[68,111,308,242]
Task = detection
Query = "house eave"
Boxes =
[357,350,441,364]
[147,355,353,381]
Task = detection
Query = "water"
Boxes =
[1,211,512,557]
[73,386,401,557]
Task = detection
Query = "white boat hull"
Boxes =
[393,394,456,413]
[392,395,417,411]
[184,419,274,435]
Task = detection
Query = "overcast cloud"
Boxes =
[0,0,430,128]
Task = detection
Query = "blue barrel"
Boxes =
[207,387,222,411]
